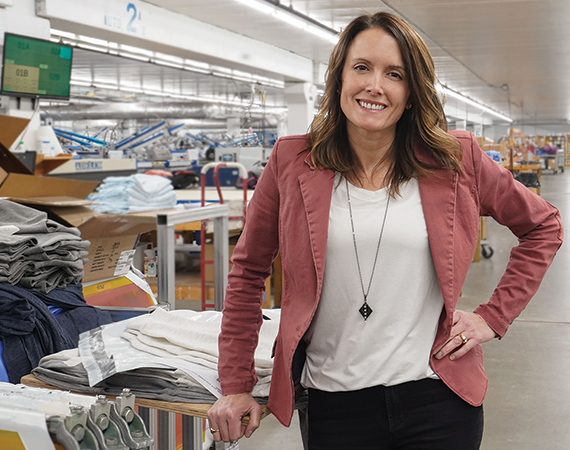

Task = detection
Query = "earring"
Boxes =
[406,104,412,110]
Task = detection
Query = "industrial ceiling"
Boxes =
[53,0,570,127]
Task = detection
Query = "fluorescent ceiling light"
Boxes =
[307,24,339,44]
[438,85,513,122]
[93,82,119,90]
[184,66,210,75]
[234,0,274,15]
[119,52,150,62]
[119,85,144,93]
[120,44,153,57]
[78,43,107,52]
[51,29,75,39]
[155,60,184,69]
[234,0,337,44]
[78,35,108,47]
[185,60,209,70]
[70,80,92,87]
[274,10,307,30]
[155,53,184,64]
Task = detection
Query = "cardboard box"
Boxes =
[0,114,157,283]
[548,158,557,170]
[481,142,509,159]
[476,136,494,146]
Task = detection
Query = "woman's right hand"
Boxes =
[207,392,262,442]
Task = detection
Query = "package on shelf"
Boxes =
[82,269,157,308]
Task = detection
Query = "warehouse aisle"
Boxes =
[238,169,570,450]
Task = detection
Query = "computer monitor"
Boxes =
[0,33,73,101]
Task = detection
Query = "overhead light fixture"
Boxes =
[155,60,184,69]
[438,85,513,123]
[119,85,144,94]
[155,53,184,64]
[118,52,150,62]
[234,0,274,15]
[78,35,108,47]
[119,44,153,58]
[184,66,210,75]
[234,0,338,44]
[93,82,119,90]
[77,43,108,52]
[51,29,75,39]
[70,80,92,87]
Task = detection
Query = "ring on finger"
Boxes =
[210,428,219,433]
[458,332,468,345]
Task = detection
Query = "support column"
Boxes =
[284,81,315,136]
[455,119,467,131]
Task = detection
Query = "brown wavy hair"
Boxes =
[307,11,461,196]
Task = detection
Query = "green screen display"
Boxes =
[1,33,73,100]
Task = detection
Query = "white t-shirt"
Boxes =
[301,175,444,392]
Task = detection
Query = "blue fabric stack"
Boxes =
[0,283,112,383]
[89,173,177,213]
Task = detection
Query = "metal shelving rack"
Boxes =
[153,204,230,449]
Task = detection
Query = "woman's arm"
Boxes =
[208,140,282,442]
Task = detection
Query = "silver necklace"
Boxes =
[346,177,390,321]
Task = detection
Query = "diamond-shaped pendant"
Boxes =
[359,302,373,321]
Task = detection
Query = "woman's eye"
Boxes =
[389,71,403,79]
[354,64,368,72]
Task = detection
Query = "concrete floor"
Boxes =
[237,168,570,450]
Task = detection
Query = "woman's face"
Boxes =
[340,27,410,141]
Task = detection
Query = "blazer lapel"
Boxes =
[416,147,458,322]
[298,155,335,296]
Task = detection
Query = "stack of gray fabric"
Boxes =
[32,348,232,404]
[32,308,281,404]
[0,200,89,293]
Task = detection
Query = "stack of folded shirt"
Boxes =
[88,173,177,213]
[33,348,229,404]
[121,308,278,395]
[0,200,89,293]
[32,308,280,403]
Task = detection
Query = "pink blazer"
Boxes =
[218,131,563,426]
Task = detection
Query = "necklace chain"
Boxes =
[346,178,390,320]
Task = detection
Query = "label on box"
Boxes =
[113,250,136,277]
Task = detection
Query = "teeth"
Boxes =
[359,101,386,110]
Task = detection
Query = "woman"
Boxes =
[207,11,563,449]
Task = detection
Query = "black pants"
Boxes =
[308,379,483,450]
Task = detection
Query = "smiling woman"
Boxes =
[207,10,563,450]
[308,11,462,196]
[339,27,410,185]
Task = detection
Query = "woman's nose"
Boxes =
[366,73,384,95]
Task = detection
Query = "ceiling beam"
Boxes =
[37,0,313,83]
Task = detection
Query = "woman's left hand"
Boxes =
[433,310,496,361]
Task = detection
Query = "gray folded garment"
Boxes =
[0,235,37,249]
[18,270,83,293]
[32,349,268,405]
[23,240,90,256]
[0,200,81,236]
[24,250,89,262]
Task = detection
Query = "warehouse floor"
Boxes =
[236,169,570,450]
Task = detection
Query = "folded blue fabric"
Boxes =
[89,173,177,213]
[0,282,113,383]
